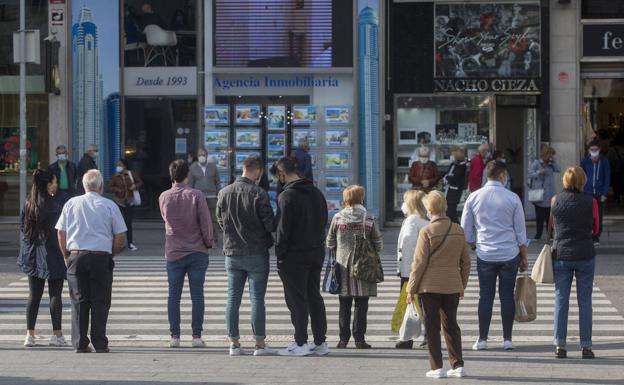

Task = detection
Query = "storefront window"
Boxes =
[582,0,624,19]
[393,95,492,210]
[582,78,624,150]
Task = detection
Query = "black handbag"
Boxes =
[322,248,341,295]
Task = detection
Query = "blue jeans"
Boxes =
[553,258,595,349]
[225,255,270,341]
[166,252,209,338]
[476,256,519,341]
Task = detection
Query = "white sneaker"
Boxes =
[128,243,138,251]
[24,334,36,347]
[169,337,180,348]
[253,346,277,356]
[229,344,245,356]
[503,340,515,350]
[447,367,466,378]
[192,337,206,348]
[472,339,487,350]
[49,335,67,347]
[277,342,312,356]
[425,369,446,379]
[308,342,330,356]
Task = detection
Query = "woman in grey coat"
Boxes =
[326,185,382,349]
[528,145,561,240]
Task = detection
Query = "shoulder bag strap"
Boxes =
[547,195,556,243]
[426,221,453,267]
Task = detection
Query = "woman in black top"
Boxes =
[550,166,599,359]
[443,147,467,223]
[17,169,67,347]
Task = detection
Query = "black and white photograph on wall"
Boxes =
[434,3,541,78]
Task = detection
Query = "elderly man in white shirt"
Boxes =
[56,169,127,353]
[461,160,529,352]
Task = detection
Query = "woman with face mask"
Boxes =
[395,189,429,349]
[17,169,67,347]
[528,145,560,240]
[408,146,440,192]
[108,158,143,251]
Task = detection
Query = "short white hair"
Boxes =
[82,169,103,192]
[478,143,489,152]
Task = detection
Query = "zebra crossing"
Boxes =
[0,254,623,345]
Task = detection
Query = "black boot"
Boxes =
[395,340,413,349]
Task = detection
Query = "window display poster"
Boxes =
[208,152,230,170]
[267,133,286,159]
[204,105,229,125]
[327,199,342,214]
[236,105,261,125]
[235,151,261,170]
[325,106,351,124]
[457,122,478,138]
[325,152,350,170]
[292,129,318,147]
[325,129,350,147]
[205,129,229,147]
[292,105,317,124]
[325,175,350,193]
[235,129,261,148]
[267,105,286,130]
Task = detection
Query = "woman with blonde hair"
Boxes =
[395,189,429,349]
[528,144,560,240]
[407,191,471,378]
[326,185,382,349]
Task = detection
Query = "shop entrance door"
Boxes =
[124,98,198,218]
[496,96,540,219]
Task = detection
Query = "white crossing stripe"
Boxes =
[0,254,623,346]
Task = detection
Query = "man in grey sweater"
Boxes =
[189,148,220,230]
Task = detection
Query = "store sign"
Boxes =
[434,78,540,92]
[124,67,197,96]
[434,3,541,93]
[583,24,624,57]
[213,75,340,91]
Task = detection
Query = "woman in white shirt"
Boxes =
[396,189,429,349]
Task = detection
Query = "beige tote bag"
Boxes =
[531,244,554,284]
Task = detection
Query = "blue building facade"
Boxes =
[104,93,121,181]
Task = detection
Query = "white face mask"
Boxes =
[57,154,66,161]
[198,156,207,164]
[419,157,429,162]
[401,202,409,216]
[426,211,432,220]
[589,150,600,158]
[115,166,124,173]
[449,155,455,162]
[93,151,99,158]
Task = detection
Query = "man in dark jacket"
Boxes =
[444,146,467,223]
[274,156,328,357]
[293,139,313,182]
[580,140,611,244]
[48,145,77,204]
[216,156,276,356]
[76,144,98,195]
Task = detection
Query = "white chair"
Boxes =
[143,24,177,66]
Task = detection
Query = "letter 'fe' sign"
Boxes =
[583,24,624,57]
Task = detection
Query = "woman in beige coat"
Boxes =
[407,191,471,379]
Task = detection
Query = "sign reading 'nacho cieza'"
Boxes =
[434,2,541,92]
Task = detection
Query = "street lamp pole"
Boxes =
[19,0,27,211]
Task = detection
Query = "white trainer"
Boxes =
[425,369,446,379]
[49,335,67,347]
[503,340,515,350]
[446,367,466,378]
[128,243,138,251]
[24,334,36,347]
[192,337,206,348]
[308,342,330,356]
[253,346,277,356]
[169,337,180,348]
[277,342,312,356]
[472,339,488,351]
[229,344,245,356]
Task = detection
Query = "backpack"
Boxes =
[351,211,384,283]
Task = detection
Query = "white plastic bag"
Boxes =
[399,302,422,341]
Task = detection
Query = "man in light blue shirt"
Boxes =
[461,160,528,352]
[56,169,126,353]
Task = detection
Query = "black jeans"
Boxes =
[278,257,327,346]
[446,189,462,224]
[26,276,64,331]
[534,205,550,238]
[118,204,133,245]
[339,296,369,342]
[67,252,114,350]
[593,194,604,242]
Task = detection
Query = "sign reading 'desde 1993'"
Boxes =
[124,67,197,96]
[583,24,624,58]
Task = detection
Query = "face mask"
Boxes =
[57,154,66,161]
[419,157,429,162]
[116,166,124,173]
[503,175,509,186]
[590,150,600,158]
[93,151,99,158]
[484,151,491,159]
[198,156,207,164]
[401,202,409,216]
[426,212,432,220]
[187,158,193,164]
[449,155,456,162]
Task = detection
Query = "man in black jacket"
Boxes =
[76,144,98,195]
[48,145,77,204]
[444,146,467,223]
[274,156,329,357]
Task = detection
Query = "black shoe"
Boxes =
[395,340,413,349]
[419,340,428,348]
[75,346,93,353]
[555,347,567,359]
[534,234,542,241]
[582,348,595,359]
[355,341,372,349]
[336,341,348,349]
[95,348,110,353]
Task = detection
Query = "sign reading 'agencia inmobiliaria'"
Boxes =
[124,67,197,96]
